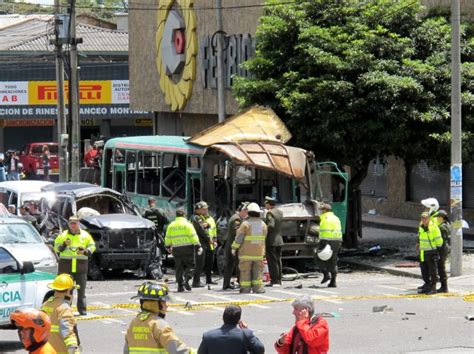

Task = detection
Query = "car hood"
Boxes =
[2,243,56,265]
[81,214,155,229]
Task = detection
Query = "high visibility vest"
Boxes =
[205,215,217,250]
[164,217,200,248]
[41,295,79,354]
[319,212,342,241]
[418,221,443,252]
[232,218,267,261]
[54,229,96,273]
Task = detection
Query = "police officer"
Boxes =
[223,202,249,290]
[42,274,80,354]
[317,203,342,288]
[231,203,267,294]
[264,196,284,287]
[418,212,443,294]
[165,209,202,292]
[54,216,96,316]
[192,201,218,287]
[434,210,450,293]
[124,282,193,354]
[143,198,169,235]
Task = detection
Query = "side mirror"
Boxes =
[21,261,35,274]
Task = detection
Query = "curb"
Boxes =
[342,259,422,279]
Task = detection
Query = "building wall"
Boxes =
[422,0,474,20]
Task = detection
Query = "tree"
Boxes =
[233,0,474,190]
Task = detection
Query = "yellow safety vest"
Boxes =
[319,211,342,241]
[418,221,443,261]
[54,229,96,273]
[164,217,200,248]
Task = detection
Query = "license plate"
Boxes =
[51,169,59,174]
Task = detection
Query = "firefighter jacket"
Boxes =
[275,315,329,354]
[54,229,96,274]
[124,311,192,354]
[41,294,79,354]
[231,217,267,261]
[165,217,200,249]
[265,207,284,247]
[31,342,57,354]
[319,211,342,241]
[192,214,217,250]
[418,221,443,262]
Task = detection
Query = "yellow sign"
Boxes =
[28,81,112,105]
[135,118,153,127]
[156,0,197,111]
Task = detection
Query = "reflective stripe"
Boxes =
[64,337,78,346]
[251,279,262,285]
[128,347,168,353]
[240,281,251,286]
[240,255,264,260]
[51,325,59,333]
[245,235,265,241]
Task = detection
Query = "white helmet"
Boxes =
[317,244,333,261]
[77,207,100,219]
[421,198,439,215]
[246,202,260,213]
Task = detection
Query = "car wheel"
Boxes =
[88,256,104,280]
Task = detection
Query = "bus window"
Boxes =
[188,156,201,171]
[103,148,113,188]
[137,151,160,196]
[126,150,137,193]
[114,149,125,163]
[114,170,124,193]
[162,153,186,200]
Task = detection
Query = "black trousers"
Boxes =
[72,272,87,314]
[420,250,439,288]
[223,248,238,288]
[266,246,282,285]
[317,240,342,275]
[437,244,448,283]
[194,245,213,283]
[174,248,196,288]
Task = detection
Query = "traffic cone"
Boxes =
[262,258,270,283]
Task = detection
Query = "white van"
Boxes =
[0,180,53,215]
[0,247,55,328]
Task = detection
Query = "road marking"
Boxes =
[247,294,281,300]
[376,285,406,291]
[201,293,270,309]
[310,289,339,295]
[174,296,222,312]
[89,291,136,297]
[272,289,301,296]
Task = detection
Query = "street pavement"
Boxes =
[1,226,473,353]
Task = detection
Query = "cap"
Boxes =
[176,208,185,217]
[264,196,276,205]
[238,201,249,212]
[195,201,208,209]
[421,212,430,219]
[68,215,79,222]
[321,203,332,211]
[434,210,449,219]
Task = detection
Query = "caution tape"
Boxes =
[464,294,474,302]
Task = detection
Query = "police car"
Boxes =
[0,246,55,328]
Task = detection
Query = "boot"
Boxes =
[425,284,437,295]
[184,281,192,291]
[437,280,448,293]
[328,273,337,288]
[321,272,331,284]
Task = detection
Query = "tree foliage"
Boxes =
[233,0,474,187]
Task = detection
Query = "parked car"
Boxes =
[0,246,55,329]
[0,180,53,216]
[19,142,59,179]
[39,183,161,280]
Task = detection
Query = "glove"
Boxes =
[231,249,237,256]
[58,243,67,252]
[197,247,203,256]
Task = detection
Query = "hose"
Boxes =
[282,267,320,282]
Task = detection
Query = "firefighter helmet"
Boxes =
[132,281,171,302]
[317,244,333,261]
[246,202,260,213]
[10,308,51,351]
[48,273,77,291]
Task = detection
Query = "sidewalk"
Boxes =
[339,214,474,289]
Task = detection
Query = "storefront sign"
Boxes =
[0,82,28,105]
[135,118,153,127]
[0,119,55,127]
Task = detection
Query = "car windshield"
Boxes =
[0,223,43,244]
[20,192,44,205]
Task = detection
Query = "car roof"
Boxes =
[0,215,29,225]
[0,180,54,193]
[41,182,122,198]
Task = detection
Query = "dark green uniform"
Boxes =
[265,207,284,285]
[223,212,242,289]
[143,207,169,234]
[437,221,450,292]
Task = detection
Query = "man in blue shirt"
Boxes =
[198,305,264,354]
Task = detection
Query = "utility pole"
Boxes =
[54,0,68,182]
[69,0,81,182]
[450,0,463,276]
[216,0,226,122]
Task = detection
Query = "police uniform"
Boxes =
[143,207,169,234]
[317,210,342,287]
[265,205,284,285]
[223,212,242,289]
[165,216,200,291]
[192,205,217,286]
[436,216,450,293]
[418,215,443,294]
[232,214,268,293]
[54,226,95,315]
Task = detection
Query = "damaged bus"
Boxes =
[101,106,349,261]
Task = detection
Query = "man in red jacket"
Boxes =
[275,295,329,354]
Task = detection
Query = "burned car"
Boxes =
[39,183,161,279]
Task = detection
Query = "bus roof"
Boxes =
[104,135,205,155]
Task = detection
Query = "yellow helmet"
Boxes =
[48,273,76,291]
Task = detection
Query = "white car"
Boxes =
[0,247,55,328]
[0,180,53,215]
[0,216,57,274]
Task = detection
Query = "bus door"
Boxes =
[314,162,349,234]
[112,148,126,193]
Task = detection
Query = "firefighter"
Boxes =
[41,273,80,354]
[124,281,193,354]
[231,202,268,294]
[263,196,284,287]
[223,202,249,290]
[417,212,443,294]
[165,208,202,292]
[54,216,96,316]
[192,201,218,286]
[434,210,450,293]
[316,203,342,288]
[10,308,56,354]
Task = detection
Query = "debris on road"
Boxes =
[465,315,474,321]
